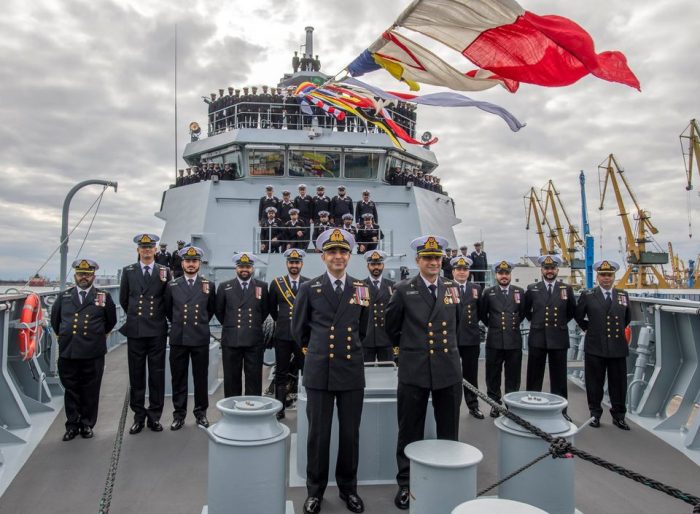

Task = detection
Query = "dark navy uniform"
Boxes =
[385,236,462,493]
[362,274,395,362]
[312,218,334,249]
[479,266,526,405]
[355,197,379,224]
[215,254,270,397]
[51,261,117,435]
[330,191,354,223]
[119,235,172,426]
[524,278,575,401]
[260,213,283,254]
[164,255,216,424]
[575,281,631,422]
[312,191,332,222]
[284,216,309,250]
[171,241,185,278]
[355,220,384,254]
[470,246,488,286]
[278,198,295,223]
[268,252,309,416]
[258,190,280,222]
[155,248,171,267]
[294,192,314,224]
[453,267,482,412]
[291,229,369,504]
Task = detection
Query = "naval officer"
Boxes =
[524,255,576,421]
[574,260,632,430]
[450,255,485,419]
[385,235,463,510]
[268,248,309,420]
[119,234,172,434]
[479,260,526,418]
[171,240,186,278]
[215,252,270,397]
[361,250,395,362]
[51,259,117,441]
[164,246,216,430]
[292,228,370,514]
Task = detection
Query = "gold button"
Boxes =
[442,322,447,327]
[72,331,76,335]
[429,339,434,344]
[329,353,335,358]
[428,322,433,327]
[442,330,447,335]
[330,344,335,349]
[428,331,434,336]
[346,355,351,360]
[330,334,335,340]
[331,326,335,331]
[73,325,77,329]
[443,339,448,343]
[346,345,351,350]
[430,349,434,354]
[443,348,448,353]
[347,327,352,332]
[347,336,352,341]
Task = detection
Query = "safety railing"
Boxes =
[254,225,394,255]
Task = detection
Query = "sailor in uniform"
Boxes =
[340,214,357,240]
[470,242,488,287]
[164,246,216,430]
[355,190,378,224]
[355,213,383,254]
[215,252,270,397]
[312,211,334,250]
[119,234,172,434]
[258,185,280,223]
[260,206,283,254]
[385,235,463,510]
[450,255,484,419]
[50,259,117,441]
[361,250,395,362]
[574,260,632,430]
[171,240,186,278]
[285,208,309,250]
[312,185,332,223]
[330,185,354,225]
[479,260,526,418]
[268,248,309,419]
[524,255,576,421]
[292,228,369,514]
[155,242,171,267]
[294,184,314,225]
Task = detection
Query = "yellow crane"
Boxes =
[541,180,585,285]
[667,242,686,288]
[524,187,555,256]
[598,154,670,288]
[680,119,700,191]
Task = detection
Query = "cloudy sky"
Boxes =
[1,0,699,280]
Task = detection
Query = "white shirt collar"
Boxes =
[288,275,300,284]
[327,271,347,288]
[369,275,383,284]
[184,273,198,281]
[455,280,468,287]
[544,279,556,287]
[420,274,439,288]
[77,285,93,297]
[140,261,155,272]
[238,277,251,288]
[600,286,613,295]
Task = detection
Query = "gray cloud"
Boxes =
[1,0,699,280]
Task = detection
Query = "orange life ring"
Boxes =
[624,326,632,345]
[18,293,43,361]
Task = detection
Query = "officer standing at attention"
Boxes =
[171,240,186,278]
[215,252,270,397]
[155,242,171,267]
[355,190,378,224]
[331,185,354,225]
[450,255,484,419]
[164,246,216,430]
[312,211,334,250]
[574,260,632,430]
[470,242,488,286]
[442,248,453,279]
[260,206,283,254]
[258,185,280,223]
[268,248,309,420]
[279,190,295,223]
[524,255,576,421]
[294,184,314,225]
[385,235,463,510]
[119,234,172,434]
[479,260,526,418]
[362,250,395,362]
[292,228,370,514]
[312,185,332,223]
[51,259,117,441]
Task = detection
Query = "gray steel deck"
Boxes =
[1,344,698,514]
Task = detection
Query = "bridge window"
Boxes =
[249,149,284,176]
[344,152,380,179]
[289,148,341,178]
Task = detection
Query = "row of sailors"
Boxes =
[204,86,417,137]
[386,166,445,195]
[258,184,379,224]
[54,231,632,514]
[175,163,239,186]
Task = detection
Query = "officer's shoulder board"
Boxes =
[614,289,628,296]
[61,288,74,298]
[442,279,454,286]
[125,265,136,271]
[583,289,595,295]
[527,283,537,290]
[352,280,365,287]
[169,279,178,286]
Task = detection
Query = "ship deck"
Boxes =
[1,344,698,514]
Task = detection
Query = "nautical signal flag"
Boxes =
[395,0,640,91]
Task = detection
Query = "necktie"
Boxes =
[460,285,465,298]
[428,284,437,298]
[144,265,151,278]
[605,291,612,307]
[502,288,508,296]
[242,282,248,292]
[188,279,194,287]
[292,281,298,294]
[547,284,553,297]
[80,290,87,304]
[373,280,380,289]
[335,279,343,297]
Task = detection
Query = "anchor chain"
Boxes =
[463,379,700,512]
[98,387,130,513]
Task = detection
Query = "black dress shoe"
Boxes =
[562,412,573,423]
[590,417,600,428]
[339,492,364,513]
[80,425,94,439]
[276,410,286,420]
[129,421,145,434]
[196,416,210,428]
[613,419,630,431]
[147,420,164,432]
[303,496,321,514]
[394,486,410,510]
[62,428,79,441]
[170,418,185,431]
[489,406,500,418]
[469,408,485,420]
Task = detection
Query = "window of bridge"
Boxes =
[248,148,285,176]
[344,151,381,179]
[289,147,341,178]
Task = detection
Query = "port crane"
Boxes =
[680,119,700,191]
[598,154,670,288]
[524,187,556,256]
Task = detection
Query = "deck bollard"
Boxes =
[496,391,576,514]
[404,439,483,514]
[202,396,293,514]
[452,498,547,513]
